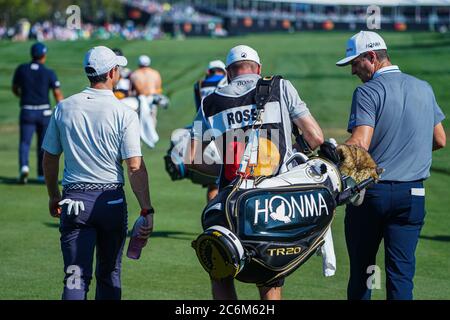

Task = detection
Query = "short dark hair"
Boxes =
[85,67,108,84]
[374,49,390,62]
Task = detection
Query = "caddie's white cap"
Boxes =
[207,60,226,71]
[138,55,151,67]
[84,46,127,76]
[226,45,261,67]
[336,31,387,66]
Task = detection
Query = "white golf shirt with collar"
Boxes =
[42,87,142,186]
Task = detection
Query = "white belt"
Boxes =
[22,104,50,110]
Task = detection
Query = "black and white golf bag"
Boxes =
[192,153,374,286]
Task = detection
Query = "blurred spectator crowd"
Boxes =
[0,0,225,41]
[0,19,165,41]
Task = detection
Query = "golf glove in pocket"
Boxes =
[58,199,85,216]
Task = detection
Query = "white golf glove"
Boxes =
[58,199,85,216]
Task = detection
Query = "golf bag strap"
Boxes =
[292,124,314,155]
[238,76,283,177]
[238,119,261,176]
[254,75,283,110]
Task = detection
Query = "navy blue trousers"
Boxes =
[19,108,50,176]
[59,188,128,300]
[345,180,426,300]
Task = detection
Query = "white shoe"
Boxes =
[19,166,29,184]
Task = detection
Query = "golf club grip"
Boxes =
[353,177,375,192]
[337,177,375,205]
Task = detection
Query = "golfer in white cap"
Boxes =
[42,46,154,300]
[337,31,446,300]
[190,45,324,300]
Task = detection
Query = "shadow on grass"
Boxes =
[0,176,46,185]
[43,223,196,241]
[43,222,59,229]
[127,230,197,241]
[0,176,64,185]
[420,235,450,242]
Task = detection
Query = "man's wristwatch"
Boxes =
[140,207,155,216]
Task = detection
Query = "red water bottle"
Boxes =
[126,209,151,260]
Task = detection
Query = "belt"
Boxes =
[22,104,50,110]
[63,183,124,191]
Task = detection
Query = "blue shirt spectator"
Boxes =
[13,61,60,106]
[12,42,63,183]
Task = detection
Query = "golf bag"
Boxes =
[164,127,221,186]
[189,75,380,286]
[192,153,377,286]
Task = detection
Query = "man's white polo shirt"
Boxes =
[42,87,142,185]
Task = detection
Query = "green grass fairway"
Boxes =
[0,32,448,300]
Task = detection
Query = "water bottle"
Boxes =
[126,211,149,260]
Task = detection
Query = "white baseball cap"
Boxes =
[138,55,151,67]
[226,45,261,67]
[84,46,127,76]
[336,31,387,66]
[207,60,226,71]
